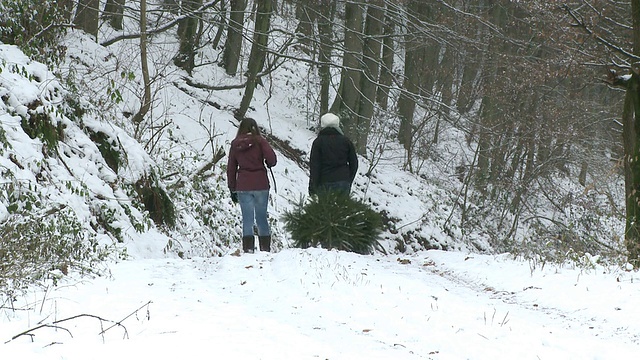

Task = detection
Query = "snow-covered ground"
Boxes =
[2,249,639,359]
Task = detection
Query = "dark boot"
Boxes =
[242,236,255,253]
[258,235,271,252]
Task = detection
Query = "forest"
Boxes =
[1,0,640,270]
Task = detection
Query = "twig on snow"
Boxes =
[6,301,152,344]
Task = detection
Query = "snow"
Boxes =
[2,249,640,359]
[0,7,637,359]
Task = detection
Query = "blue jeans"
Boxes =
[237,190,270,237]
[318,181,351,196]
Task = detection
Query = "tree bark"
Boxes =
[103,0,125,30]
[397,47,418,151]
[354,0,384,155]
[74,0,100,39]
[330,2,363,138]
[376,12,394,110]
[474,1,508,186]
[439,45,454,112]
[237,0,273,118]
[174,0,203,74]
[623,89,638,263]
[316,0,335,116]
[456,55,480,114]
[456,1,482,115]
[397,0,424,150]
[211,1,227,49]
[222,0,247,76]
[417,4,439,97]
[475,96,493,186]
[625,0,640,265]
[294,0,315,51]
[132,0,151,126]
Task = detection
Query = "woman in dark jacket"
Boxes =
[308,113,358,196]
[227,118,277,253]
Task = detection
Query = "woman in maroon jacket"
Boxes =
[227,118,277,253]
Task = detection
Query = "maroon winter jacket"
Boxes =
[227,133,277,192]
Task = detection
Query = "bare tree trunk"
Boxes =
[418,4,440,97]
[376,12,394,110]
[397,0,423,150]
[103,0,125,30]
[439,45,454,112]
[474,1,508,187]
[237,0,273,118]
[623,90,638,263]
[625,0,640,265]
[211,1,227,49]
[330,1,363,138]
[74,0,100,39]
[397,46,417,151]
[354,0,384,155]
[626,73,640,266]
[475,97,493,186]
[222,0,246,76]
[294,0,315,51]
[626,0,640,264]
[456,0,482,116]
[174,0,203,74]
[132,0,151,126]
[316,1,335,116]
[456,55,480,114]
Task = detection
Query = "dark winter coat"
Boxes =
[308,127,358,194]
[227,134,277,192]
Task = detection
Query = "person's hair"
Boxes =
[236,117,262,138]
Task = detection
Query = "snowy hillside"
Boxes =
[0,0,629,275]
[55,24,479,258]
[0,44,159,267]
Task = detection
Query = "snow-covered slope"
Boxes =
[0,44,167,251]
[2,248,639,359]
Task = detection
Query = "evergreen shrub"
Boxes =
[283,192,383,254]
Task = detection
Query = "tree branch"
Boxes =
[99,300,152,336]
[101,0,221,47]
[6,301,152,344]
[562,4,640,61]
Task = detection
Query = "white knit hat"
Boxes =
[320,113,340,129]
